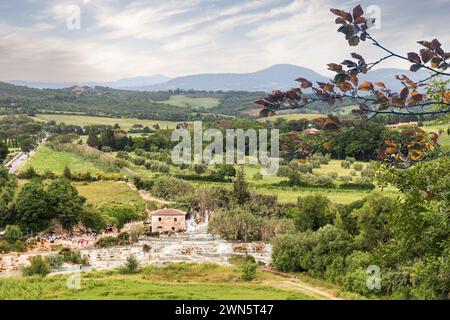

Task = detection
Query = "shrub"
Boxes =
[361,162,378,178]
[17,166,39,179]
[252,172,263,180]
[119,254,139,274]
[341,160,351,169]
[3,225,22,242]
[131,157,146,166]
[229,255,251,265]
[0,240,27,253]
[116,151,130,160]
[58,248,89,265]
[218,164,236,178]
[276,165,291,177]
[63,165,72,179]
[41,170,57,179]
[345,157,356,164]
[101,146,113,153]
[310,160,321,169]
[327,172,338,179]
[240,257,257,281]
[350,170,357,176]
[95,236,121,248]
[193,164,207,175]
[22,256,50,277]
[353,163,363,171]
[292,194,335,232]
[144,160,170,173]
[343,269,372,296]
[272,225,354,277]
[45,254,64,269]
[152,176,193,200]
[339,182,375,190]
[70,171,94,182]
[80,208,107,232]
[340,175,352,182]
[100,205,141,228]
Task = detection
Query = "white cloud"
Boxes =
[0,0,449,82]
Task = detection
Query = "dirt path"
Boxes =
[266,269,343,300]
[127,182,173,205]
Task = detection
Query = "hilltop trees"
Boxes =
[47,179,86,229]
[292,194,335,232]
[86,129,100,148]
[233,166,250,205]
[15,180,50,232]
[2,178,87,233]
[0,142,8,162]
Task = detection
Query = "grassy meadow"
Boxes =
[0,263,320,300]
[34,114,181,130]
[22,144,100,175]
[74,181,144,207]
[161,95,220,109]
[258,113,325,122]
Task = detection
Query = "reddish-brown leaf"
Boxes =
[431,57,443,68]
[431,38,442,50]
[255,99,269,107]
[417,40,433,50]
[407,52,422,64]
[374,82,386,88]
[348,35,360,46]
[354,16,366,24]
[330,8,353,22]
[335,17,347,25]
[351,52,364,60]
[259,108,274,118]
[353,5,364,18]
[400,87,409,100]
[410,64,422,72]
[327,63,343,72]
[420,49,435,63]
[358,81,374,91]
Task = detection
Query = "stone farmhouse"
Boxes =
[148,208,187,233]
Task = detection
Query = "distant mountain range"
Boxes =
[7,64,429,92]
[140,64,329,91]
[9,74,171,90]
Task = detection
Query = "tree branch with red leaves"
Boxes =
[257,4,450,167]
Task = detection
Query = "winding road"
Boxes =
[4,135,47,174]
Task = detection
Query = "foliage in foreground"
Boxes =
[272,157,450,299]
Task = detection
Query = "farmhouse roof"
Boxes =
[148,208,187,216]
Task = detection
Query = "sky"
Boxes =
[0,0,449,82]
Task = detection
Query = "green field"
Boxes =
[161,95,220,109]
[423,121,450,151]
[34,114,181,130]
[258,113,325,122]
[258,187,369,204]
[0,263,318,300]
[22,144,101,175]
[75,181,144,208]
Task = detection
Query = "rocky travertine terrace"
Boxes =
[0,227,272,275]
[80,231,271,271]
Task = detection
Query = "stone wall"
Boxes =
[151,215,186,233]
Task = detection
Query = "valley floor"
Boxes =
[0,263,340,300]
